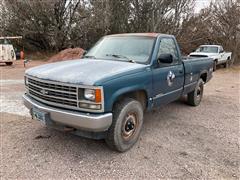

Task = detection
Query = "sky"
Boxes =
[195,0,212,13]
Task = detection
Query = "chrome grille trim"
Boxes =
[28,78,77,93]
[28,92,78,110]
[28,82,77,95]
[25,75,104,113]
[27,87,77,102]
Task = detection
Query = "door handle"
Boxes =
[179,69,183,74]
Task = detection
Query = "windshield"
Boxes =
[84,36,156,64]
[195,46,218,53]
[0,39,11,44]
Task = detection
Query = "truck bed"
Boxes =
[182,56,213,95]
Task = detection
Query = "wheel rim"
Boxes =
[196,84,203,100]
[122,112,139,141]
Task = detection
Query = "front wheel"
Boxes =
[105,98,143,152]
[187,79,204,106]
[213,60,217,71]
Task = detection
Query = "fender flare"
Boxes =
[109,85,149,110]
[199,70,208,82]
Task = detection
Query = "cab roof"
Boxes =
[106,33,173,38]
[200,45,222,47]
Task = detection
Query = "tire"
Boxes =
[5,62,13,66]
[105,98,144,152]
[224,57,231,68]
[213,60,217,71]
[187,79,204,106]
[224,62,228,68]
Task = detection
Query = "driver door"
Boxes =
[152,37,184,107]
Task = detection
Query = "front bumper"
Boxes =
[22,94,112,132]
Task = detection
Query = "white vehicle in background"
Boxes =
[0,36,22,66]
[189,45,232,71]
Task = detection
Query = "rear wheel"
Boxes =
[187,79,204,106]
[5,62,13,66]
[224,57,231,68]
[105,98,143,152]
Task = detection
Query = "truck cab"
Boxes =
[23,33,213,152]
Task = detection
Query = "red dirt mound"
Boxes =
[48,48,85,62]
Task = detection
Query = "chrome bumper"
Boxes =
[22,94,112,132]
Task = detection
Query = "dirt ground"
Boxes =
[0,61,239,179]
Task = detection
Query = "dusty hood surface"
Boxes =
[26,59,146,85]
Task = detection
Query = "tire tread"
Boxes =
[105,98,142,152]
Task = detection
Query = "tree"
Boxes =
[175,0,240,63]
[210,0,240,64]
[3,0,82,51]
[1,0,239,65]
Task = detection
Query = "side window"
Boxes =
[157,38,179,64]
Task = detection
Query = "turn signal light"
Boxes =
[95,89,102,103]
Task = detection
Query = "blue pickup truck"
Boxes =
[23,33,213,152]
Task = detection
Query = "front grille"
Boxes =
[28,84,77,100]
[27,77,78,109]
[28,78,76,92]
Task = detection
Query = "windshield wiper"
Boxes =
[84,55,96,59]
[106,54,135,63]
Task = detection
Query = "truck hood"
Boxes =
[189,52,217,57]
[26,59,146,85]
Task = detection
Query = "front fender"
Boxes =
[102,69,152,112]
[110,85,148,109]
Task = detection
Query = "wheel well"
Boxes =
[113,90,148,110]
[200,73,207,83]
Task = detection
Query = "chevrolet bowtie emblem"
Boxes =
[40,89,48,95]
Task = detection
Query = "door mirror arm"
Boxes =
[82,50,87,58]
[83,50,87,55]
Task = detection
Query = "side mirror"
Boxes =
[220,50,224,53]
[158,54,173,64]
[83,50,87,56]
[81,50,87,58]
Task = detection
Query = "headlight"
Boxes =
[84,88,102,103]
[84,89,95,101]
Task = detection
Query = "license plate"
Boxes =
[32,108,47,124]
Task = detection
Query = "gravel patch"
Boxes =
[0,79,24,85]
[0,79,29,117]
[0,64,239,179]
